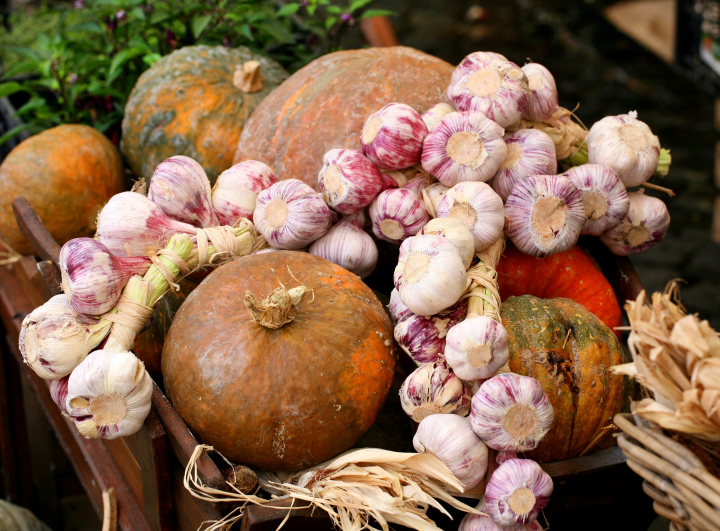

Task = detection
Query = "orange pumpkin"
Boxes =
[0,124,124,256]
[233,46,455,189]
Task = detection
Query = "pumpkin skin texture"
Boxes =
[121,45,288,184]
[162,251,396,471]
[501,295,628,462]
[0,124,124,256]
[233,46,454,189]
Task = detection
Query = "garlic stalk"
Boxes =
[520,63,558,122]
[399,360,472,422]
[50,376,70,416]
[422,102,456,132]
[459,497,543,531]
[599,191,670,255]
[491,129,557,201]
[484,458,553,527]
[308,212,378,279]
[361,102,429,170]
[563,164,630,235]
[421,182,450,218]
[444,316,509,381]
[369,186,429,244]
[211,160,277,225]
[420,217,475,269]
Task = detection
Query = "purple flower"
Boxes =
[222,36,232,48]
[165,28,177,49]
[115,10,126,21]
[341,13,354,25]
[105,16,117,32]
[73,0,86,9]
[299,0,308,6]
[67,73,78,85]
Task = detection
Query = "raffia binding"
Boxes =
[462,236,505,322]
[147,248,189,292]
[101,295,154,351]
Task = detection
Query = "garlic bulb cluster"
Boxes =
[399,360,472,422]
[491,129,557,201]
[369,186,428,244]
[444,317,509,381]
[361,102,428,170]
[420,217,475,269]
[422,102,456,132]
[459,498,543,531]
[484,458,553,527]
[520,63,558,122]
[308,213,378,279]
[422,182,450,218]
[211,160,277,224]
[587,111,661,187]
[254,179,334,249]
[600,191,670,255]
[563,164,629,235]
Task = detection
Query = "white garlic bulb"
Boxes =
[50,376,71,416]
[520,63,558,123]
[413,414,488,490]
[587,111,661,187]
[388,288,413,325]
[491,129,557,201]
[67,350,153,439]
[393,234,467,317]
[484,458,553,527]
[563,164,630,235]
[361,103,429,170]
[444,316,509,381]
[459,497,543,531]
[369,186,429,244]
[399,360,472,422]
[422,182,450,218]
[211,160,277,225]
[308,213,378,279]
[420,217,475,269]
[422,102,456,132]
[599,191,670,256]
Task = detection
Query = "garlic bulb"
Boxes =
[459,497,543,531]
[422,102,456,132]
[599,191,670,255]
[402,175,430,196]
[211,160,277,225]
[50,376,71,416]
[422,182,450,218]
[444,316,509,381]
[491,129,557,201]
[484,458,553,527]
[447,55,529,128]
[395,298,468,365]
[361,103,429,170]
[420,217,475,269]
[308,213,378,279]
[563,164,630,235]
[96,191,197,257]
[388,288,413,325]
[470,373,554,452]
[520,63,558,122]
[369,187,428,244]
[59,237,152,316]
[421,111,507,187]
[148,155,219,228]
[504,174,585,257]
[67,350,153,439]
[399,360,472,422]
[394,234,467,317]
[413,414,488,490]
[587,111,661,187]
[254,179,334,249]
[436,181,505,252]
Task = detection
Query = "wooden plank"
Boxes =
[14,256,46,310]
[171,457,223,531]
[105,437,143,503]
[11,196,61,263]
[242,497,335,531]
[604,0,676,63]
[136,409,174,531]
[539,446,627,480]
[37,260,62,299]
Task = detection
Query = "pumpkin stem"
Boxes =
[233,61,264,93]
[244,269,308,329]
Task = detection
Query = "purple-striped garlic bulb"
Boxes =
[59,238,152,316]
[420,217,475,269]
[394,298,468,365]
[96,191,197,256]
[587,111,661,187]
[211,160,277,224]
[308,213,378,279]
[484,459,553,527]
[369,186,428,244]
[447,55,529,128]
[389,288,413,325]
[459,497,543,531]
[254,179,334,249]
[422,102,456,132]
[413,414,488,490]
[436,181,505,252]
[399,360,472,422]
[521,63,558,122]
[504,174,584,257]
[444,317,509,381]
[491,129,557,201]
[563,164,630,235]
[421,111,507,187]
[148,155,219,228]
[361,103,429,170]
[470,373,554,452]
[50,376,71,416]
[599,191,670,256]
[422,182,450,218]
[394,234,467,317]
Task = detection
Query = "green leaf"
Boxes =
[150,10,171,24]
[14,96,46,117]
[349,0,374,12]
[0,123,35,147]
[276,3,299,17]
[325,16,337,29]
[360,9,394,18]
[326,5,342,13]
[0,82,24,99]
[239,23,254,41]
[68,22,106,34]
[108,47,146,80]
[192,15,212,39]
[5,45,41,62]
[129,7,146,21]
[254,20,294,44]
[142,53,162,67]
[307,4,317,15]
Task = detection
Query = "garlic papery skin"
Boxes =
[388,288,413,325]
[599,191,670,256]
[413,414,488,490]
[447,55,529,128]
[308,213,378,279]
[504,174,584,257]
[444,316,509,381]
[420,217,475,269]
[421,111,507,187]
[369,187,429,244]
[491,129,557,201]
[520,63,558,122]
[19,294,107,380]
[361,103,429,170]
[50,376,71,416]
[393,234,467,317]
[59,237,152,316]
[436,181,505,252]
[254,179,333,250]
[96,191,197,257]
[459,497,543,531]
[563,164,630,235]
[422,102,456,132]
[67,350,153,440]
[586,111,661,187]
[484,458,553,527]
[395,298,468,365]
[422,182,450,218]
[470,373,554,452]
[211,160,277,225]
[148,155,219,228]
[399,360,472,422]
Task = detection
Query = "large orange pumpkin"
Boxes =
[0,124,124,256]
[233,46,455,189]
[121,45,288,184]
[162,251,397,471]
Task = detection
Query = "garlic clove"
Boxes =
[361,102,429,170]
[308,212,378,279]
[421,111,507,187]
[599,191,670,255]
[422,181,450,219]
[211,160,277,225]
[422,102,456,132]
[563,164,630,235]
[388,288,413,325]
[50,376,71,416]
[394,234,467,317]
[470,372,554,452]
[420,217,475,269]
[67,350,153,440]
[413,414,488,490]
[484,458,553,527]
[459,497,543,531]
[369,187,429,244]
[491,129,557,201]
[520,63,558,123]
[399,360,472,422]
[504,174,585,257]
[444,316,509,381]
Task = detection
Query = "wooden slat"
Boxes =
[171,458,223,531]
[137,409,174,531]
[105,437,143,503]
[539,446,627,480]
[11,196,61,263]
[242,497,335,531]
